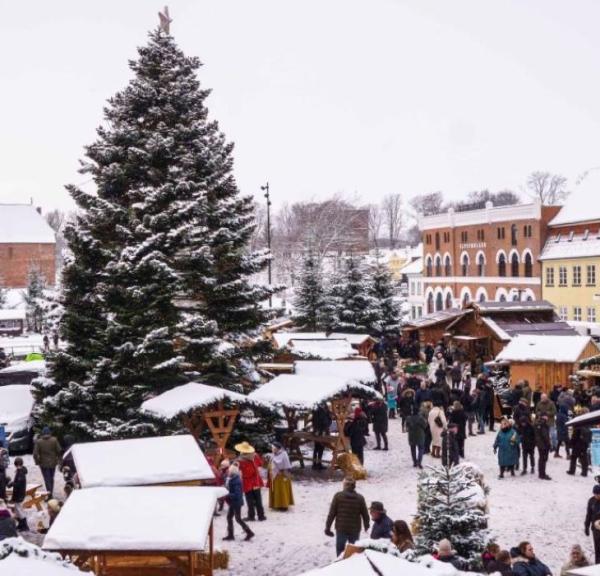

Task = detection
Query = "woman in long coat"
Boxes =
[493,418,520,478]
[268,442,294,511]
[427,404,447,458]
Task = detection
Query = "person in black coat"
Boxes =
[442,424,460,467]
[424,343,435,364]
[516,416,536,475]
[223,464,254,541]
[312,403,333,470]
[534,415,552,480]
[512,542,552,576]
[369,398,389,451]
[415,382,432,408]
[449,401,467,458]
[568,420,591,477]
[398,388,415,433]
[513,398,531,424]
[486,550,514,576]
[11,457,28,531]
[586,485,600,563]
[344,415,367,465]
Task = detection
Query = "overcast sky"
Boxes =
[1,0,598,216]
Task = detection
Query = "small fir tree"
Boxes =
[23,266,46,333]
[415,464,490,570]
[294,251,325,331]
[0,274,7,308]
[369,258,401,334]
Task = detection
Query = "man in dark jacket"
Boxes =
[33,427,62,498]
[534,415,552,480]
[585,485,600,563]
[415,381,432,408]
[442,423,460,467]
[517,416,536,475]
[312,403,333,470]
[11,457,28,531]
[369,501,393,540]
[344,415,367,465]
[512,542,552,576]
[568,422,591,477]
[406,408,428,468]
[370,398,389,451]
[513,398,531,424]
[325,477,369,556]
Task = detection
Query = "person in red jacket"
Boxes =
[235,442,266,522]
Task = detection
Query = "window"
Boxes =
[425,234,432,245]
[511,253,519,277]
[8,247,13,259]
[444,255,452,276]
[443,232,450,243]
[587,265,596,286]
[559,266,567,287]
[462,291,470,306]
[573,265,582,286]
[523,225,533,238]
[435,256,442,277]
[417,306,422,318]
[410,281,415,296]
[545,267,554,286]
[524,253,533,278]
[427,293,434,314]
[511,224,518,246]
[477,253,485,277]
[559,306,568,321]
[512,292,520,302]
[445,292,452,309]
[435,292,443,312]
[476,229,485,241]
[498,254,506,277]
[573,307,582,322]
[435,232,440,251]
[461,254,469,277]
[499,294,507,303]
[478,292,486,303]
[426,257,433,277]
[460,231,468,243]
[588,307,596,323]
[497,227,505,240]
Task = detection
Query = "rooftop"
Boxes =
[399,257,423,275]
[471,300,556,313]
[404,308,467,329]
[495,335,598,363]
[539,232,600,261]
[0,204,55,244]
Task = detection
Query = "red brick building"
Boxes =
[0,204,56,288]
[419,200,561,313]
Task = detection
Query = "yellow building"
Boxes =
[540,211,600,330]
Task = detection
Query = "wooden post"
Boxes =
[209,520,214,576]
[202,403,239,467]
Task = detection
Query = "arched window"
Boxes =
[499,294,507,302]
[477,253,485,277]
[427,292,434,314]
[435,255,442,277]
[462,291,470,307]
[444,255,452,276]
[478,292,486,303]
[498,253,506,277]
[511,253,519,277]
[461,254,469,277]
[512,292,520,301]
[524,253,533,278]
[435,292,443,312]
[435,232,440,251]
[445,292,452,310]
[511,224,518,246]
[426,257,433,277]
[526,295,533,302]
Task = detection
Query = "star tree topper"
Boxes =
[158,6,172,34]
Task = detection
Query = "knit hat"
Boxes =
[42,426,51,435]
[369,501,385,513]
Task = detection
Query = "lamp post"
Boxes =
[261,182,272,307]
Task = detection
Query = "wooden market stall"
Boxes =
[577,354,600,388]
[67,435,215,488]
[43,486,227,576]
[140,382,268,466]
[495,335,600,394]
[248,362,380,471]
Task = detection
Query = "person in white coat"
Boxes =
[428,404,447,458]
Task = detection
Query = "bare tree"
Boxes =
[382,193,402,249]
[526,171,570,205]
[409,192,445,217]
[368,204,383,248]
[45,209,66,234]
[248,201,268,252]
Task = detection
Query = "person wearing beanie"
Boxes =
[223,463,254,542]
[368,501,393,540]
[33,426,62,498]
[585,484,600,563]
[325,477,369,556]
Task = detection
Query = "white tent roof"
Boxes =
[300,552,375,575]
[43,486,227,552]
[69,435,214,488]
[0,385,34,426]
[294,360,375,384]
[0,555,87,576]
[0,309,26,321]
[567,565,600,576]
[566,410,600,428]
[495,335,597,363]
[0,204,56,244]
[140,382,259,420]
[0,359,46,375]
[248,374,380,409]
[289,339,358,360]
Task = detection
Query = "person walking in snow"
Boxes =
[398,387,415,433]
[535,414,552,480]
[516,416,536,475]
[568,411,591,477]
[370,397,389,451]
[406,406,428,468]
[369,501,393,540]
[585,485,600,563]
[268,442,294,511]
[494,418,520,478]
[554,405,571,459]
[442,423,460,467]
[312,402,333,469]
[449,400,467,458]
[535,393,557,451]
[10,457,28,532]
[235,441,266,522]
[428,403,446,459]
[223,463,254,541]
[324,477,370,556]
[344,411,367,465]
[33,426,62,499]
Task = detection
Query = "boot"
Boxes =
[223,534,235,541]
[244,531,255,541]
[521,469,527,476]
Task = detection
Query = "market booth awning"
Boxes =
[567,410,600,428]
[68,435,215,488]
[293,360,376,385]
[43,486,227,576]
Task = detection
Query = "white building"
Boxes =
[400,255,424,320]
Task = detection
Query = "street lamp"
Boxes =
[261,182,272,308]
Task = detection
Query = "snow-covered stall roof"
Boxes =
[0,359,46,375]
[0,555,87,576]
[248,374,380,409]
[0,309,26,321]
[399,257,423,275]
[69,435,215,488]
[495,335,598,363]
[566,565,600,576]
[566,410,600,428]
[43,486,227,552]
[329,333,375,346]
[0,204,56,244]
[289,338,358,360]
[295,360,375,384]
[0,385,34,426]
[140,381,262,420]
[272,332,329,349]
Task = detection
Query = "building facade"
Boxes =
[540,211,600,328]
[400,255,424,320]
[419,200,561,314]
[0,204,56,288]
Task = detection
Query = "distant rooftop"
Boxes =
[471,300,555,313]
[540,232,600,261]
[0,204,55,244]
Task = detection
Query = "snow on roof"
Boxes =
[404,309,467,329]
[566,564,600,576]
[299,552,375,575]
[400,257,423,275]
[295,360,375,383]
[566,410,600,428]
[481,317,512,341]
[0,359,46,375]
[43,486,227,552]
[69,435,215,488]
[0,204,55,244]
[0,309,26,321]
[540,232,600,261]
[495,335,598,363]
[272,332,329,349]
[0,385,34,425]
[248,374,380,409]
[329,333,375,346]
[473,300,555,313]
[0,555,86,576]
[140,382,260,420]
[289,339,358,360]
[0,334,44,356]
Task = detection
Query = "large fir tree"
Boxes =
[293,251,325,331]
[369,258,401,334]
[34,25,274,439]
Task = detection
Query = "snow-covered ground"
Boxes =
[16,420,593,576]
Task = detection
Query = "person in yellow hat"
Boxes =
[235,441,266,522]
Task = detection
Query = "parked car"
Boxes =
[0,385,35,453]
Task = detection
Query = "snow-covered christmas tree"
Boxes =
[294,250,326,331]
[34,22,275,440]
[414,464,490,571]
[368,257,401,335]
[22,265,46,333]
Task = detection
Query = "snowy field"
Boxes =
[18,420,593,576]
